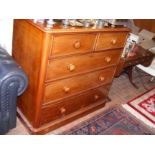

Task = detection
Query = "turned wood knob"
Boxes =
[94,94,99,100]
[67,64,76,72]
[111,39,117,45]
[99,76,105,81]
[74,41,81,49]
[60,107,66,114]
[105,56,111,63]
[63,86,70,93]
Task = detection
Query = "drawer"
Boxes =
[95,32,127,51]
[46,49,122,81]
[44,67,115,103]
[41,85,110,125]
[50,33,96,57]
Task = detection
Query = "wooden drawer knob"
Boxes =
[67,64,76,72]
[94,94,99,100]
[63,86,70,93]
[60,107,66,114]
[111,39,117,45]
[74,41,81,49]
[99,76,105,82]
[105,56,111,63]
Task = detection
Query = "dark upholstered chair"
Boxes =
[0,47,28,134]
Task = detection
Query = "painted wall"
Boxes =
[0,19,13,55]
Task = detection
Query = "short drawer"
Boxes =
[50,33,96,57]
[41,85,110,125]
[95,32,127,51]
[46,49,122,81]
[44,67,115,103]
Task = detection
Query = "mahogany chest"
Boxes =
[12,20,130,134]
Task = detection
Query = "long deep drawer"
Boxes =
[44,67,115,104]
[46,49,122,82]
[95,32,127,51]
[50,33,96,57]
[41,85,110,125]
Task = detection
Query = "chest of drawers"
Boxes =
[12,20,129,134]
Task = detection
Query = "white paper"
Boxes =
[139,29,155,40]
[140,40,155,49]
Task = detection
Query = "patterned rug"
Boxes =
[61,106,155,135]
[122,87,155,128]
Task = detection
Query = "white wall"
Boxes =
[0,19,13,55]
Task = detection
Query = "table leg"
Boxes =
[126,66,139,89]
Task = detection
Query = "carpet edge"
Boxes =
[122,104,155,129]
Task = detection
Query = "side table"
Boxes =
[115,45,154,88]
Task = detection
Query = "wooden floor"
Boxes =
[7,68,155,135]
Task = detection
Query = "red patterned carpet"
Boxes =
[122,87,155,128]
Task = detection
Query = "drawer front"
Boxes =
[41,85,110,125]
[50,33,96,57]
[95,32,127,51]
[44,67,115,103]
[46,49,122,81]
